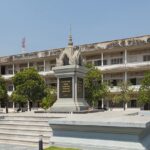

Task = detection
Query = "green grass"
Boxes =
[44,146,79,150]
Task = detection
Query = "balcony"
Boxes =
[39,71,54,76]
[7,91,13,96]
[109,85,140,93]
[1,70,55,80]
[2,74,14,80]
[126,61,150,70]
[98,61,150,72]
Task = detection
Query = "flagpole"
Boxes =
[22,37,26,54]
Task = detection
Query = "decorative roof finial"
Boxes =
[68,24,73,47]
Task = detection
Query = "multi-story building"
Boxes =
[0,35,150,110]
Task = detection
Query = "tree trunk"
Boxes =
[5,101,8,113]
[123,101,126,111]
[29,101,32,111]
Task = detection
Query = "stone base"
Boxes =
[50,98,89,113]
[49,118,150,150]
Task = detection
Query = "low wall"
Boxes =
[49,117,150,150]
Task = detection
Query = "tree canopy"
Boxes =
[0,76,8,113]
[40,87,57,110]
[84,65,109,107]
[12,68,46,110]
[111,81,134,110]
[138,71,150,105]
[0,76,7,101]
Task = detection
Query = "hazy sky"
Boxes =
[0,0,150,56]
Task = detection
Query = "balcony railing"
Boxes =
[97,61,150,71]
[0,49,61,63]
[109,85,140,92]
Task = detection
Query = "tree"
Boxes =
[84,65,109,108]
[0,76,8,113]
[138,71,150,106]
[11,91,28,111]
[13,68,46,111]
[40,88,56,110]
[111,81,134,111]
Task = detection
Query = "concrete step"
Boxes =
[0,124,52,132]
[0,136,49,146]
[3,116,60,121]
[0,113,53,146]
[0,133,50,143]
[0,120,49,126]
[0,124,50,130]
[0,128,51,136]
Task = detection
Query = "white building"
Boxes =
[0,35,150,110]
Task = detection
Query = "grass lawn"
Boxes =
[44,146,79,150]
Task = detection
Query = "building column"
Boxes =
[124,49,127,64]
[44,60,46,72]
[13,102,15,110]
[101,52,103,66]
[74,76,79,111]
[57,78,59,100]
[13,64,15,75]
[27,61,30,68]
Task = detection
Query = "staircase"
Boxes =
[0,114,57,147]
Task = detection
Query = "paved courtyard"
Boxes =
[0,143,38,150]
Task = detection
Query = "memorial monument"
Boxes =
[50,32,89,112]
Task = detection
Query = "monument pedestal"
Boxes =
[50,65,89,112]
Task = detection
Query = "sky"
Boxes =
[0,0,150,56]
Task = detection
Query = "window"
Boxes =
[103,60,107,65]
[94,59,107,66]
[37,62,44,72]
[111,58,123,65]
[143,55,150,61]
[130,78,136,85]
[94,60,101,66]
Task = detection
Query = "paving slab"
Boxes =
[0,143,38,150]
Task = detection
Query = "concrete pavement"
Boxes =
[0,143,38,150]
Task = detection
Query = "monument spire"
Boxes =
[68,25,73,47]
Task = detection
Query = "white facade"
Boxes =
[0,35,150,109]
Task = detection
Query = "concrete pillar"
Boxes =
[44,59,46,72]
[72,76,75,102]
[125,103,128,109]
[13,64,15,75]
[27,61,30,68]
[74,76,78,111]
[13,102,15,110]
[124,49,127,64]
[74,76,77,100]
[101,52,103,66]
[57,78,59,100]
[83,78,85,101]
